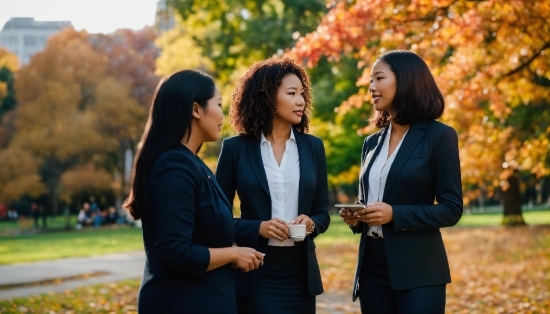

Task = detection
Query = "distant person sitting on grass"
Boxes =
[104,206,119,225]
[76,203,92,229]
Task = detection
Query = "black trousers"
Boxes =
[237,244,315,314]
[358,236,446,314]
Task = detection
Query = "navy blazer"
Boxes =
[139,144,237,314]
[216,130,330,297]
[351,120,463,300]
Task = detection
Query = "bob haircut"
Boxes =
[369,50,444,128]
[123,69,216,220]
[230,57,313,139]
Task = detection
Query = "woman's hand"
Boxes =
[339,208,360,227]
[353,202,393,225]
[231,247,265,272]
[290,214,315,235]
[259,218,290,241]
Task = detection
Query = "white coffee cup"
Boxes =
[288,224,306,238]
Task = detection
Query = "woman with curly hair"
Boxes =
[216,57,330,314]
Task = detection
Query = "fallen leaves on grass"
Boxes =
[0,280,139,314]
[316,225,550,313]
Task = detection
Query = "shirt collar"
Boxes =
[261,127,296,144]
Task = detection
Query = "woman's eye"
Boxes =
[288,92,295,95]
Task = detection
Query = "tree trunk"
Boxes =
[501,169,525,226]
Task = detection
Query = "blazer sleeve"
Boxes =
[308,137,330,239]
[149,152,210,278]
[216,139,262,248]
[392,126,463,231]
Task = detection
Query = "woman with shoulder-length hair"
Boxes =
[216,57,330,314]
[123,69,264,314]
[339,50,463,313]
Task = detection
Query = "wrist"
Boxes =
[307,221,315,235]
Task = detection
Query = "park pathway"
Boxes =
[0,251,360,313]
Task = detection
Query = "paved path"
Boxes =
[0,251,145,300]
[0,251,360,313]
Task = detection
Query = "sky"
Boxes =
[0,0,160,34]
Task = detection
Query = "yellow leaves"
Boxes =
[155,17,215,76]
[328,164,360,187]
[0,47,19,71]
[0,147,46,203]
[59,164,117,202]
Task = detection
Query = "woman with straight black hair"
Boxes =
[339,50,463,313]
[124,69,264,314]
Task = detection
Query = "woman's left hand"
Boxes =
[354,202,393,225]
[290,215,315,235]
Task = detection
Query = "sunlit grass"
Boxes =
[0,227,143,265]
[0,209,548,266]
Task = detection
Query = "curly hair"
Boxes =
[230,57,313,139]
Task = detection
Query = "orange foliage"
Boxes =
[289,0,550,192]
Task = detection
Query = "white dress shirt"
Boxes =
[261,128,300,246]
[367,123,408,238]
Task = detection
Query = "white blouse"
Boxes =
[260,128,300,246]
[367,123,408,238]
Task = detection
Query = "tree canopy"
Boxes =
[290,0,550,220]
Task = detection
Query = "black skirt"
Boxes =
[236,244,315,314]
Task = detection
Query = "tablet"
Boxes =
[335,204,366,212]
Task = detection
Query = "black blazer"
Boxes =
[139,144,237,314]
[351,120,463,300]
[216,130,330,297]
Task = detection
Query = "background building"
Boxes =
[154,0,175,34]
[0,17,72,65]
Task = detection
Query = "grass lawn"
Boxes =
[0,215,77,233]
[457,209,550,226]
[1,222,549,313]
[0,209,548,265]
[0,226,143,265]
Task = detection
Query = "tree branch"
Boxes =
[501,41,550,79]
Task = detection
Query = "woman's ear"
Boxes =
[192,102,201,119]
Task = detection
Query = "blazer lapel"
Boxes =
[361,128,387,200]
[383,121,427,199]
[247,139,270,196]
[294,131,307,213]
[202,166,232,209]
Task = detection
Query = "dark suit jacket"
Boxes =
[351,120,463,300]
[139,144,237,314]
[216,130,330,297]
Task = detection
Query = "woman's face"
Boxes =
[274,73,305,125]
[369,60,396,115]
[196,87,224,142]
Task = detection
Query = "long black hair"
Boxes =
[123,69,215,220]
[369,50,444,128]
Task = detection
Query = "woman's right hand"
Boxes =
[259,218,290,241]
[231,247,265,272]
[339,208,360,227]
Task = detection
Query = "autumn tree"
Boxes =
[0,48,19,148]
[88,29,158,206]
[290,0,550,224]
[7,28,154,214]
[159,0,367,181]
